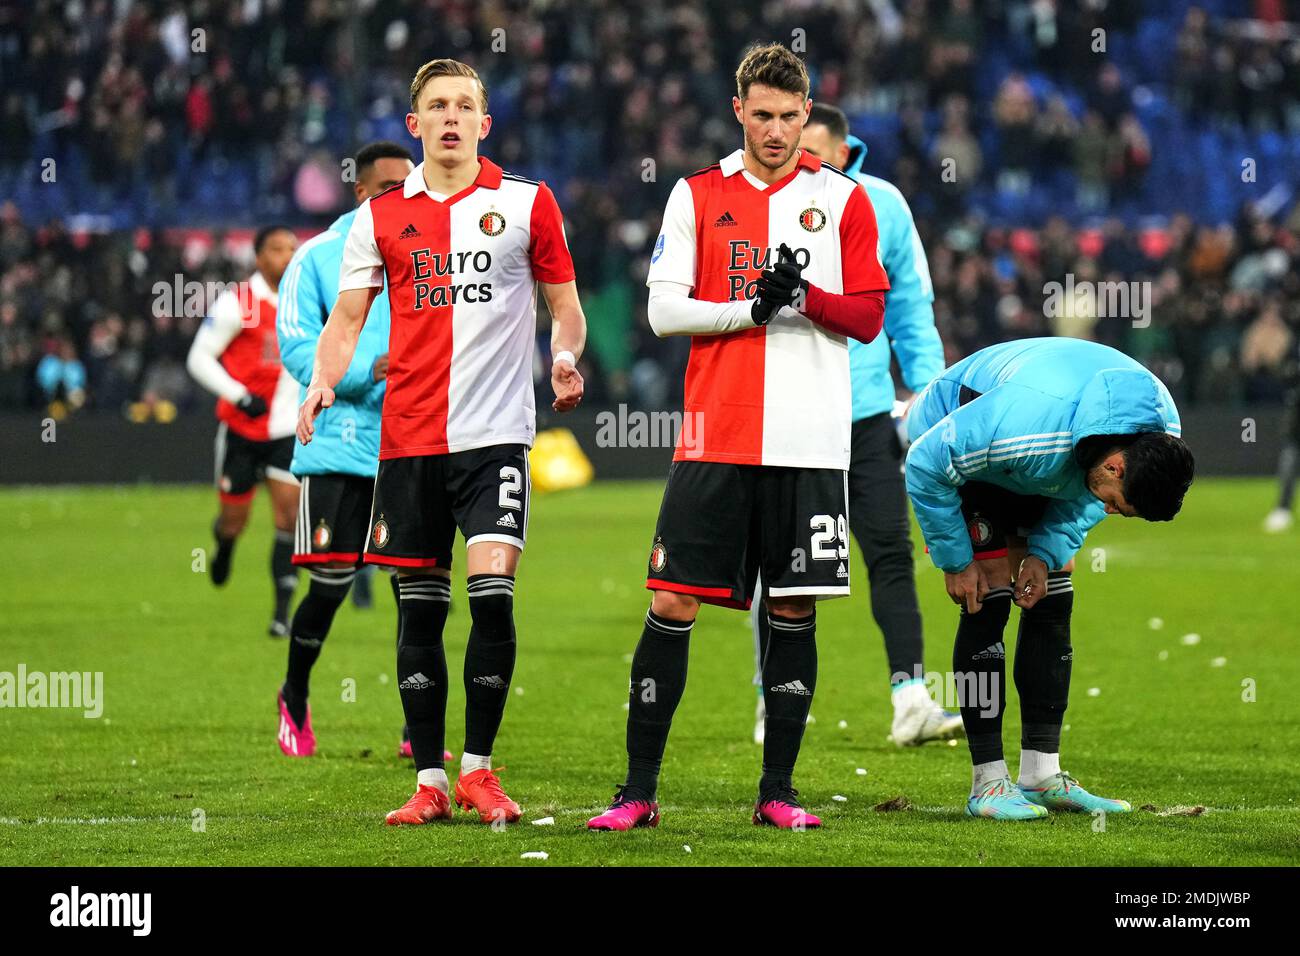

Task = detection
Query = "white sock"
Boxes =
[891,678,931,712]
[971,760,1010,796]
[1018,749,1061,787]
[416,768,449,794]
[461,752,492,773]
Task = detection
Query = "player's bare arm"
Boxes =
[297,286,379,444]
[541,279,586,413]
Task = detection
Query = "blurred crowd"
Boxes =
[1,0,1298,417]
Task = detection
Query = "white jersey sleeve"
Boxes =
[646,178,697,289]
[338,199,385,291]
[186,290,249,403]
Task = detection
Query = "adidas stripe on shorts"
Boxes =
[363,443,530,570]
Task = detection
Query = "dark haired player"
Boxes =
[587,42,888,832]
[187,224,300,636]
[274,141,424,758]
[904,337,1195,819]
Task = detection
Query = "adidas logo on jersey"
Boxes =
[473,674,507,689]
[713,210,738,228]
[399,223,421,239]
[399,672,434,690]
[972,642,1005,661]
[496,512,518,529]
[769,680,811,696]
[836,562,848,579]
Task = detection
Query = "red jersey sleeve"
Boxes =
[840,185,890,295]
[529,182,577,284]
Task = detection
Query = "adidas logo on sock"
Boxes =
[399,672,433,690]
[399,223,421,239]
[972,642,1005,661]
[713,210,738,227]
[496,513,518,529]
[473,674,507,689]
[836,561,848,579]
[769,679,812,696]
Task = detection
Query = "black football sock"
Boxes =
[211,520,236,586]
[952,586,1013,765]
[271,530,297,624]
[759,612,817,798]
[395,574,452,772]
[463,574,517,757]
[282,566,354,723]
[624,609,693,799]
[1014,571,1074,755]
[1277,442,1297,510]
[389,573,409,742]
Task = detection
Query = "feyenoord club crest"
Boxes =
[799,206,826,233]
[372,517,391,550]
[649,541,667,573]
[968,514,992,547]
[479,211,506,236]
[312,520,332,550]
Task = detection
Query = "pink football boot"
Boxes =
[276,690,315,757]
[753,788,821,829]
[587,786,660,831]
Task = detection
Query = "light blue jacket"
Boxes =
[277,209,391,478]
[905,337,1183,573]
[843,135,944,420]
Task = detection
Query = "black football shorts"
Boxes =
[363,444,530,570]
[645,460,850,610]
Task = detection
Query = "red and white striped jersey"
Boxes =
[648,148,888,470]
[339,157,575,459]
[209,272,298,441]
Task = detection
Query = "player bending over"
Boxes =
[186,225,301,636]
[298,59,586,826]
[904,337,1194,820]
[588,43,888,833]
[274,140,436,759]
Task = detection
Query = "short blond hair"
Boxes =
[409,58,488,112]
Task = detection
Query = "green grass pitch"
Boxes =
[1,478,1297,866]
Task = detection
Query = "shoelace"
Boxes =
[608,784,651,810]
[468,767,512,803]
[763,786,803,809]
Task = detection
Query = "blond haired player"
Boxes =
[298,59,586,826]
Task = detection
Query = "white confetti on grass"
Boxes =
[683,845,691,853]
[520,851,548,861]
[531,816,555,826]
[1210,657,1227,668]
[1158,650,1169,661]
[1148,617,1164,630]
[855,768,867,776]
[514,686,525,696]
[837,720,848,729]
[1087,687,1101,697]
[832,794,848,803]
[1181,633,1201,646]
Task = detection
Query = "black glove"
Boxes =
[237,393,268,418]
[751,243,806,325]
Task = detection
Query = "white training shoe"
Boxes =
[890,684,965,747]
[753,692,766,745]
[1263,508,1293,533]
